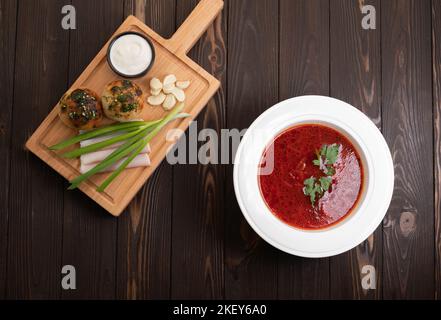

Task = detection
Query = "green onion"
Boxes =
[143,103,185,143]
[68,137,147,190]
[96,126,154,165]
[95,104,186,191]
[96,140,149,192]
[95,111,189,166]
[49,121,154,151]
[62,125,150,158]
[66,103,188,191]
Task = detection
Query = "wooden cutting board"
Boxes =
[25,0,224,216]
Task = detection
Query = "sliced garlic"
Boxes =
[163,83,175,94]
[150,88,162,96]
[150,77,163,91]
[147,74,189,109]
[163,74,177,87]
[163,94,177,110]
[176,80,191,90]
[147,92,166,106]
[171,87,186,102]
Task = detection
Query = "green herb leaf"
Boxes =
[325,144,339,164]
[303,176,333,206]
[117,94,130,103]
[319,176,332,191]
[313,144,340,174]
[303,177,321,205]
[121,103,138,113]
[304,143,340,206]
[326,166,335,176]
[304,177,316,194]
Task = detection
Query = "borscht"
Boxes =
[258,124,364,230]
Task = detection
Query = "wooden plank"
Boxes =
[6,0,69,299]
[60,0,124,299]
[382,0,434,299]
[116,0,176,299]
[278,0,330,299]
[432,0,441,300]
[225,0,279,299]
[329,0,382,299]
[171,0,226,299]
[124,0,176,38]
[0,0,17,298]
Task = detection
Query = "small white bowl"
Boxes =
[233,96,394,258]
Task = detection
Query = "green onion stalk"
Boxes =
[50,103,189,192]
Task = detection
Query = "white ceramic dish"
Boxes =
[233,95,394,258]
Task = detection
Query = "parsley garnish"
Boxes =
[117,94,130,103]
[303,144,340,206]
[303,177,320,205]
[312,144,340,176]
[71,89,87,104]
[303,176,332,206]
[121,103,138,113]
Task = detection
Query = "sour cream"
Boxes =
[108,33,154,77]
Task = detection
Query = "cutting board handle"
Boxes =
[168,0,224,56]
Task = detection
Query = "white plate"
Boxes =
[233,96,394,258]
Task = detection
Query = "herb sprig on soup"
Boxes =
[258,124,363,230]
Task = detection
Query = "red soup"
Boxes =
[259,124,364,230]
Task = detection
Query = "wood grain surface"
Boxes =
[171,0,226,299]
[116,0,176,300]
[7,0,68,299]
[0,0,17,299]
[1,0,441,299]
[225,0,279,299]
[61,0,124,299]
[329,0,382,299]
[433,0,441,301]
[278,0,330,300]
[381,0,434,299]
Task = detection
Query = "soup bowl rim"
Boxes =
[233,95,394,258]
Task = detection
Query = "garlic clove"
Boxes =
[176,80,191,90]
[147,92,166,106]
[163,83,175,94]
[171,87,186,102]
[150,77,163,91]
[163,94,177,110]
[163,74,177,87]
[150,88,162,96]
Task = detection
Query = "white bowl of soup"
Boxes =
[233,96,394,258]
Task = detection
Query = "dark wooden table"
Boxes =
[1,0,440,300]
